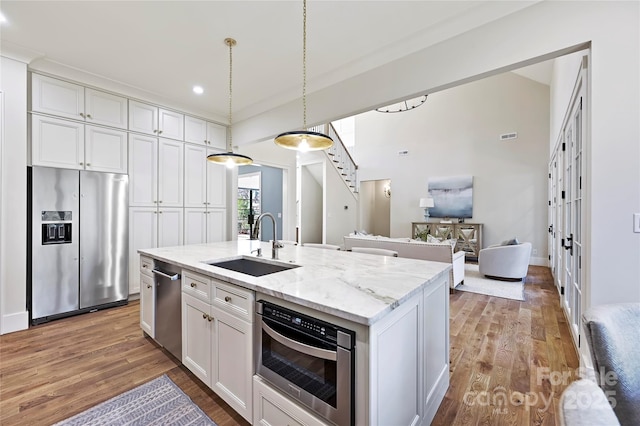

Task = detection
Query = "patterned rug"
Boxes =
[455,264,525,301]
[53,375,217,426]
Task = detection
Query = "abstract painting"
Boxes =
[428,175,473,218]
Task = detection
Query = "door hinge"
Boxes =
[579,256,581,269]
[548,255,551,261]
[548,200,551,206]
[561,286,565,295]
[578,334,581,348]
[549,173,551,179]
[579,176,582,190]
[561,238,565,247]
[562,142,566,151]
[561,190,566,199]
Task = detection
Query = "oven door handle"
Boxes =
[262,320,337,361]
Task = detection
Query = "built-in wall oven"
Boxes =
[255,300,355,426]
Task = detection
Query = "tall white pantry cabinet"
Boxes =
[27,72,229,296]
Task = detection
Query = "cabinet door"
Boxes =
[184,144,208,207]
[207,122,227,150]
[158,138,184,207]
[182,292,212,387]
[158,108,184,141]
[184,115,208,146]
[140,273,155,337]
[253,377,329,426]
[158,208,183,247]
[129,207,158,295]
[129,100,158,136]
[31,115,85,170]
[128,134,158,206]
[212,306,253,422]
[85,88,128,129]
[206,151,227,208]
[207,209,226,243]
[31,74,85,121]
[184,208,207,245]
[85,125,128,173]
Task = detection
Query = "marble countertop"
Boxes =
[139,240,451,326]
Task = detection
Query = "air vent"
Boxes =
[500,132,518,141]
[397,150,409,156]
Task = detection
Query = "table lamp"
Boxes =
[419,197,434,220]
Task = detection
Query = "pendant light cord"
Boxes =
[302,0,307,130]
[228,38,234,152]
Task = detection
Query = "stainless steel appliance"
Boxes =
[255,300,355,426]
[152,261,182,360]
[28,166,128,324]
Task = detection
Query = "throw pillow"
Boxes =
[426,234,441,244]
[501,237,520,246]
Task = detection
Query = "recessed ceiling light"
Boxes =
[192,85,204,95]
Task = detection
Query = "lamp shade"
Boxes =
[419,197,434,208]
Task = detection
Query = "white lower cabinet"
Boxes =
[139,256,155,337]
[184,208,226,245]
[253,376,329,426]
[181,271,254,423]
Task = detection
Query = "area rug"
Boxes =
[455,264,525,301]
[53,375,217,426]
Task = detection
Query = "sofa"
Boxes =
[478,241,532,280]
[343,235,465,288]
[560,303,640,425]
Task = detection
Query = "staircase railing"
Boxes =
[309,123,358,195]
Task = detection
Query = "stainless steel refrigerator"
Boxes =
[28,166,129,324]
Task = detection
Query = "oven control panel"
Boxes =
[261,302,339,343]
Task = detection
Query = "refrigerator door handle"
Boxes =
[152,269,180,281]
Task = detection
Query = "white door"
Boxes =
[158,108,184,140]
[182,293,213,387]
[184,208,207,245]
[31,74,84,121]
[128,134,158,206]
[140,273,155,337]
[158,138,184,207]
[129,100,158,136]
[184,115,208,146]
[207,153,227,208]
[158,208,183,247]
[207,209,226,243]
[128,207,158,295]
[31,115,85,170]
[84,88,128,129]
[85,125,128,173]
[184,144,208,207]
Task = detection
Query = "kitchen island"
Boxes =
[139,239,451,425]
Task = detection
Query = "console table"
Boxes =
[412,222,483,260]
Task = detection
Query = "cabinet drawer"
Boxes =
[253,376,328,426]
[182,270,212,303]
[212,280,254,322]
[140,256,154,277]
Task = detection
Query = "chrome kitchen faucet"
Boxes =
[251,212,283,260]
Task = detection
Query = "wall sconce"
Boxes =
[383,184,391,198]
[419,197,434,220]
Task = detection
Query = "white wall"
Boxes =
[300,164,322,244]
[235,1,640,305]
[550,51,586,151]
[0,56,29,333]
[324,159,357,246]
[356,72,550,262]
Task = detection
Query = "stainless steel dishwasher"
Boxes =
[152,261,182,360]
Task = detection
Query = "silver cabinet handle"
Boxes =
[86,163,91,166]
[190,282,197,288]
[86,114,92,119]
[224,296,231,303]
[147,284,152,289]
[158,130,163,135]
[79,112,85,118]
[207,315,213,322]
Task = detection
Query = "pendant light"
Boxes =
[207,38,253,168]
[274,0,333,152]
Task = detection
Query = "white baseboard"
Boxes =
[529,256,548,267]
[1,310,29,335]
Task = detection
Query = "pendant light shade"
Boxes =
[274,0,333,152]
[207,38,253,167]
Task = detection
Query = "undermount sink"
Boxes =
[205,256,300,277]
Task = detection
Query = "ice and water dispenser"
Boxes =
[41,211,72,245]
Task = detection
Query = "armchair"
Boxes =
[478,242,531,280]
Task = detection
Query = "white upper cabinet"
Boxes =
[129,100,184,140]
[31,74,84,121]
[85,88,128,129]
[31,115,85,170]
[32,74,127,129]
[207,150,227,208]
[85,125,128,173]
[158,138,184,207]
[128,134,158,206]
[184,115,226,149]
[184,144,208,207]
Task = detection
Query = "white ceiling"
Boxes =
[0,1,541,123]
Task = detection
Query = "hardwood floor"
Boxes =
[0,265,577,425]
